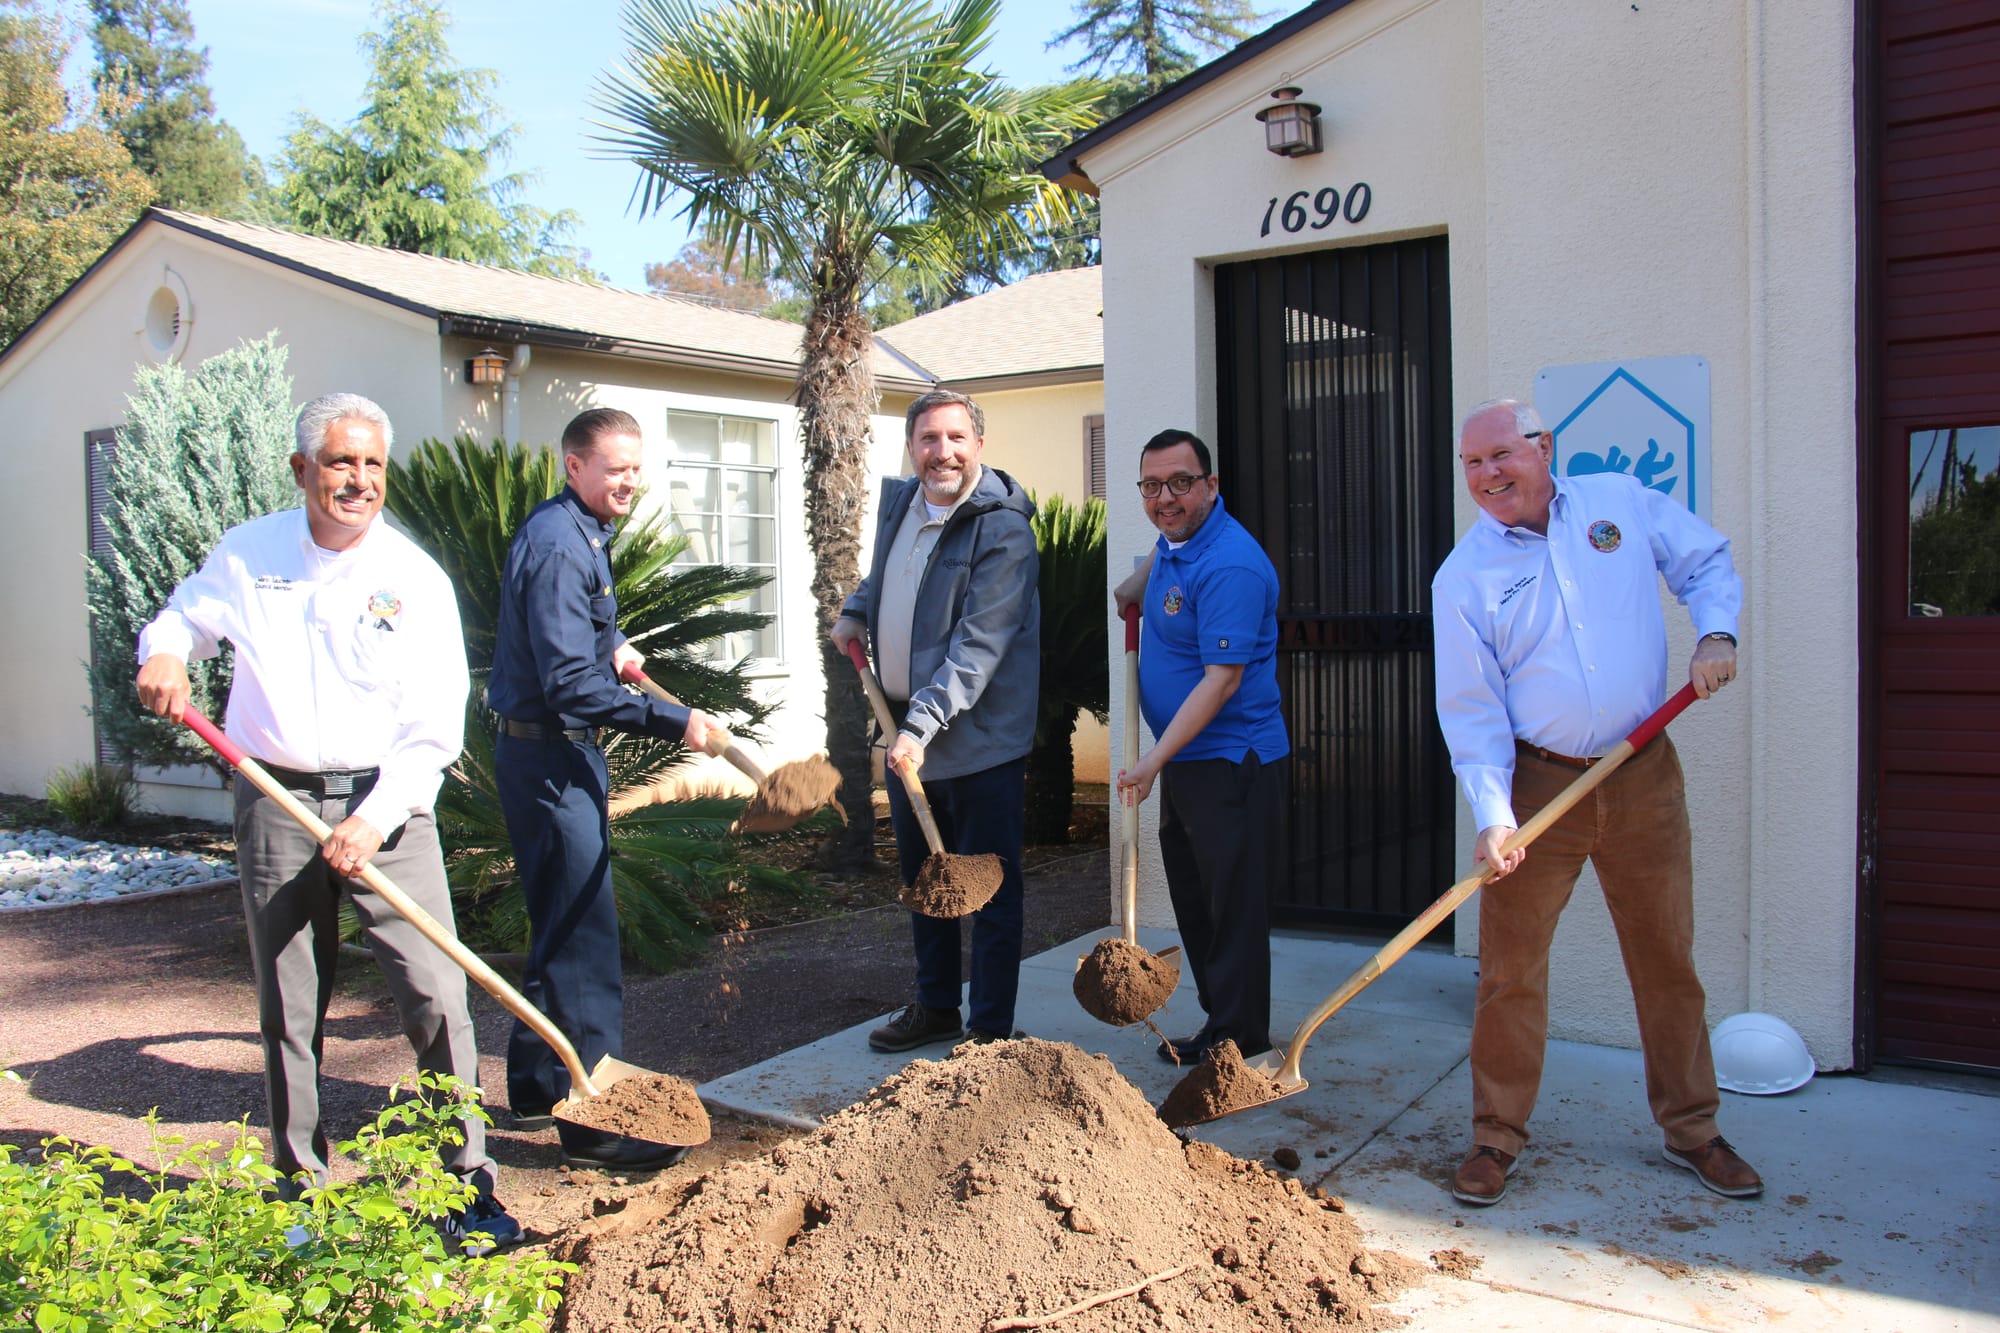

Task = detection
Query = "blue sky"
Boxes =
[180,0,1101,292]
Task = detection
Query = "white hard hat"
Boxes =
[1712,1012,1814,1095]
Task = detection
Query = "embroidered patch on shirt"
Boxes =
[1498,574,1537,607]
[1163,586,1184,615]
[1588,520,1622,553]
[1217,638,1230,649]
[366,589,402,630]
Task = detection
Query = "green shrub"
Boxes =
[42,764,139,829]
[1025,494,1109,845]
[0,1072,569,1331]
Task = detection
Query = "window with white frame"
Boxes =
[661,408,781,662]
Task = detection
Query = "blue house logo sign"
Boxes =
[1535,356,1711,519]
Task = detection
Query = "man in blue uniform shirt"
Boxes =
[1115,428,1289,1063]
[1432,397,1760,1207]
[489,407,716,1170]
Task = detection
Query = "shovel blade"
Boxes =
[1168,1049,1306,1128]
[551,1056,713,1148]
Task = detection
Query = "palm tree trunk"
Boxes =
[798,275,880,871]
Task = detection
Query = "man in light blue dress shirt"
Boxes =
[1431,397,1761,1207]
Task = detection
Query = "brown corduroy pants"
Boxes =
[1469,734,1722,1156]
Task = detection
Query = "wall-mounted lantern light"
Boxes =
[466,347,507,385]
[1255,87,1323,157]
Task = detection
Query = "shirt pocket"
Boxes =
[322,587,407,692]
[587,592,616,630]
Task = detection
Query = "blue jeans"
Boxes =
[886,757,1027,1036]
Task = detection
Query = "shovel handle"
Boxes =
[617,660,768,782]
[179,706,600,1098]
[1273,682,1701,1087]
[1121,606,1141,945]
[843,638,948,858]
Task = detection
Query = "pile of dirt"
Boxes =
[556,1074,712,1147]
[735,757,844,834]
[901,850,1005,918]
[550,1039,1419,1331]
[1073,938,1181,1026]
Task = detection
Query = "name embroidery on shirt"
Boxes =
[253,575,294,592]
[1497,574,1537,607]
[1588,520,1622,553]
[1162,586,1185,615]
[366,589,402,631]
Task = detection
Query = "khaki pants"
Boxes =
[235,780,492,1195]
[1470,735,1721,1156]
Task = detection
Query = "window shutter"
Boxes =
[1086,414,1106,501]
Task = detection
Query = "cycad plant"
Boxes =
[384,434,817,968]
[1026,494,1108,845]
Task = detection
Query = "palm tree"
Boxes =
[598,0,1101,868]
[1026,494,1108,844]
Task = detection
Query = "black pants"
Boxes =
[1157,751,1286,1051]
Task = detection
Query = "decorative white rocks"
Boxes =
[0,829,232,909]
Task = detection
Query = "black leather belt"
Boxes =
[1517,740,1601,770]
[259,763,380,799]
[499,718,601,745]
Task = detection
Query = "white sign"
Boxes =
[1534,356,1711,520]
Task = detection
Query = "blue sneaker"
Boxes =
[440,1194,523,1255]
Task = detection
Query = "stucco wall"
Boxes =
[1081,0,1858,1064]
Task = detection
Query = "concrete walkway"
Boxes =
[700,927,2000,1332]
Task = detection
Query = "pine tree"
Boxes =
[0,0,152,347]
[85,335,299,775]
[89,0,262,216]
[1050,0,1264,89]
[278,0,595,281]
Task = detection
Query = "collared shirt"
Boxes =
[1432,473,1742,831]
[1138,493,1290,764]
[137,508,467,836]
[874,484,972,700]
[487,487,688,738]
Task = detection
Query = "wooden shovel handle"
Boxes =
[179,706,599,1098]
[1121,606,1141,945]
[616,660,768,783]
[842,638,947,858]
[1273,682,1701,1086]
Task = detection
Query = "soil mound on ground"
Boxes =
[1073,937,1181,1026]
[901,850,1005,918]
[550,1038,1417,1332]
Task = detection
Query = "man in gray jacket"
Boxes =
[831,388,1041,1051]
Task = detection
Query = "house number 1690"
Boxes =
[1259,183,1372,236]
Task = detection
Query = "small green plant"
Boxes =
[42,763,138,829]
[0,1072,569,1331]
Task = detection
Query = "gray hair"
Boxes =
[905,388,985,441]
[295,392,394,457]
[1460,397,1545,442]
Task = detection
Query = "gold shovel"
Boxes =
[1163,683,1700,1127]
[180,705,710,1146]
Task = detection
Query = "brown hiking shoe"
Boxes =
[1451,1145,1517,1206]
[1663,1135,1763,1198]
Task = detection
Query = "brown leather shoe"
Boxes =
[1451,1145,1517,1206]
[1663,1135,1763,1198]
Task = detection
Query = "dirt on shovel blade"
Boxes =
[735,756,843,833]
[1158,1039,1282,1129]
[900,850,1005,918]
[556,1073,711,1147]
[1074,937,1181,1026]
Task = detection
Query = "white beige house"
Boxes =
[1046,0,1999,1077]
[0,209,1106,819]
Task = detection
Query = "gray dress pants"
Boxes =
[234,779,493,1196]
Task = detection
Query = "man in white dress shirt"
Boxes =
[136,393,516,1248]
[1431,397,1761,1208]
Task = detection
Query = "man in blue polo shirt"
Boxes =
[1114,428,1289,1062]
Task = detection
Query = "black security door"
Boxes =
[1214,235,1457,930]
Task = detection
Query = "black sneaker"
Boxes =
[439,1194,523,1256]
[868,1003,964,1053]
[509,1107,554,1132]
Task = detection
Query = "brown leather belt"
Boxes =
[499,718,601,746]
[1516,739,1600,770]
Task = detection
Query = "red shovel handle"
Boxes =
[181,705,249,769]
[1628,681,1698,751]
[1122,603,1139,653]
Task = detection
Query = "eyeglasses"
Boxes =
[1136,473,1209,498]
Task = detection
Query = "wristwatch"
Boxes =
[1701,632,1737,646]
